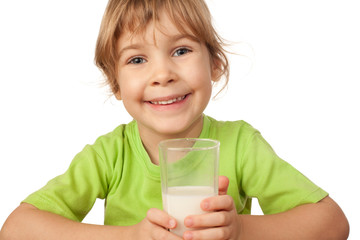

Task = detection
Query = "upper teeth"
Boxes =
[150,96,186,105]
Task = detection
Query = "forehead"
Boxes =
[118,11,195,47]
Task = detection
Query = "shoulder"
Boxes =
[82,120,137,163]
[204,115,259,141]
[92,120,135,147]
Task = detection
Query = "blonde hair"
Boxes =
[95,0,229,96]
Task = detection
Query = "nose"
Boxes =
[149,59,177,86]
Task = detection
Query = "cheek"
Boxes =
[187,61,213,88]
[120,83,142,103]
[118,72,142,97]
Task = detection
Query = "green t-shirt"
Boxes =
[23,115,328,226]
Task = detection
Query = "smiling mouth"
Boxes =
[149,94,189,105]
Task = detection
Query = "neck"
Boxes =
[138,115,204,165]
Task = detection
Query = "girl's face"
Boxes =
[116,12,216,140]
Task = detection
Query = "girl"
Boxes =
[0,0,349,239]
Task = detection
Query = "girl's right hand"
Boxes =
[132,208,182,240]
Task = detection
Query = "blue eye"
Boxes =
[173,48,191,57]
[128,57,146,65]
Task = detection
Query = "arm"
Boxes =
[183,177,349,240]
[0,203,181,240]
[0,203,128,240]
[238,196,349,240]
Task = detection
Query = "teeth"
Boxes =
[150,95,186,105]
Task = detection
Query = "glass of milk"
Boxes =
[159,138,219,237]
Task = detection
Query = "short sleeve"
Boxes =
[240,132,328,214]
[22,144,111,222]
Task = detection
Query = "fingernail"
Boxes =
[184,232,193,240]
[169,219,176,228]
[185,217,193,227]
[202,201,210,210]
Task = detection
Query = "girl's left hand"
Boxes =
[183,176,241,240]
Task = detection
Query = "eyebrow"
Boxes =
[118,44,143,58]
[171,33,200,44]
[118,34,200,58]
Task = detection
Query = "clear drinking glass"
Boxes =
[159,138,220,237]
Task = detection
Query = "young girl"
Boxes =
[0,0,349,239]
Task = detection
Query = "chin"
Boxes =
[151,117,201,139]
[155,126,188,138]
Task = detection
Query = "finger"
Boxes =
[150,224,183,240]
[218,176,230,195]
[146,208,177,229]
[151,225,183,240]
[201,195,234,212]
[184,211,231,228]
[183,227,230,240]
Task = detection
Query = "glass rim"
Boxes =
[158,138,220,151]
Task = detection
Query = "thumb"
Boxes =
[218,175,229,195]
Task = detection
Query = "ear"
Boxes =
[114,89,122,100]
[113,78,122,100]
[211,58,222,82]
[115,92,122,100]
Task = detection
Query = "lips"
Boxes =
[147,94,189,105]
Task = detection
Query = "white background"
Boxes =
[0,0,359,238]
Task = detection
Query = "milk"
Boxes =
[163,186,216,236]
